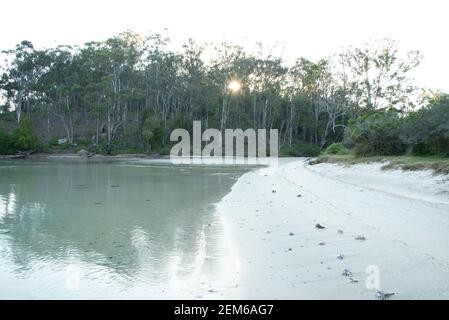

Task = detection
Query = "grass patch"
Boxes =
[312,154,449,175]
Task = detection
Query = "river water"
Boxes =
[0,160,249,299]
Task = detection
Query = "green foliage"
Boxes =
[0,124,13,154]
[141,111,164,152]
[48,138,60,147]
[0,111,15,122]
[168,113,190,131]
[343,95,449,158]
[344,111,407,157]
[10,116,38,151]
[280,143,321,157]
[325,143,350,155]
[401,94,449,156]
[158,145,173,156]
[108,146,146,155]
[37,143,53,154]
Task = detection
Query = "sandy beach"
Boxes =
[216,158,449,299]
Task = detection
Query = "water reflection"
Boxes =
[0,161,249,298]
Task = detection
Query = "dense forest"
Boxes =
[0,31,448,156]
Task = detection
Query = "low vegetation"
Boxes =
[325,143,350,155]
[0,116,38,154]
[280,143,321,157]
[313,155,449,175]
[343,95,449,158]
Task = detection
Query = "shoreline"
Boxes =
[216,158,449,299]
[0,152,170,162]
[2,155,449,299]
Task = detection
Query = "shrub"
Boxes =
[402,95,449,156]
[141,111,164,152]
[48,138,60,146]
[37,143,53,154]
[0,125,13,154]
[10,116,39,151]
[325,143,350,155]
[280,143,321,157]
[344,111,407,157]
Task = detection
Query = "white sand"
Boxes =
[215,158,449,299]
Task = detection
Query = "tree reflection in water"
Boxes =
[0,160,249,298]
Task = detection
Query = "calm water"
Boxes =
[0,160,249,299]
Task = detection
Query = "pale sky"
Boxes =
[1,0,448,91]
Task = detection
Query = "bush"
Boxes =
[0,111,16,122]
[141,111,164,152]
[401,95,449,156]
[280,143,321,157]
[109,146,146,155]
[0,125,13,154]
[344,111,407,157]
[37,143,53,154]
[48,138,60,146]
[325,143,350,155]
[10,116,39,151]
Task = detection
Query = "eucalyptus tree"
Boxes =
[141,34,184,140]
[249,54,287,131]
[208,43,259,133]
[1,41,49,122]
[76,41,110,145]
[179,39,207,124]
[339,39,422,112]
[289,58,333,145]
[37,46,80,143]
[99,32,143,154]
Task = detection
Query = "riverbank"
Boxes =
[216,158,449,299]
[0,152,169,161]
[312,155,449,175]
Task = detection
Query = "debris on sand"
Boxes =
[337,254,345,260]
[341,269,353,277]
[315,223,325,229]
[349,277,359,283]
[297,194,302,198]
[375,291,395,300]
[338,229,344,234]
[289,232,295,236]
[354,235,366,241]
[308,159,320,165]
[318,242,326,246]
[272,190,277,193]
